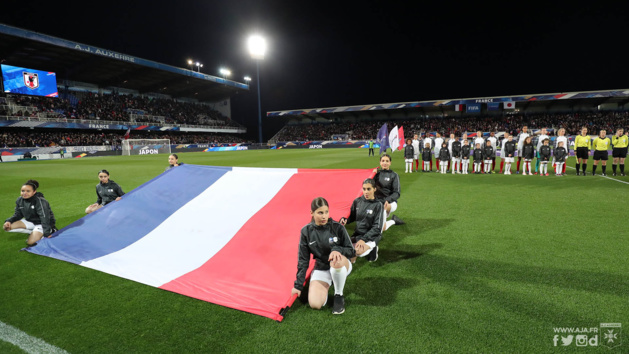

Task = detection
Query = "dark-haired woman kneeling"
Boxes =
[291,197,355,315]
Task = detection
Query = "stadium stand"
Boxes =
[272,111,629,142]
[0,23,251,151]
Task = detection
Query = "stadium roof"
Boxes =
[267,89,629,118]
[0,23,249,102]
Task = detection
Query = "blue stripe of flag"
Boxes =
[29,165,231,264]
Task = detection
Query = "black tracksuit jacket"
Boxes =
[346,197,383,244]
[95,180,125,205]
[294,219,355,291]
[5,192,56,237]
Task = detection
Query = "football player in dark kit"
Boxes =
[291,197,355,315]
[85,170,125,214]
[3,180,57,246]
[340,178,384,263]
[373,154,404,230]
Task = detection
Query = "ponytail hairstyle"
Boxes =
[170,154,179,160]
[24,179,39,191]
[363,178,377,189]
[98,169,110,176]
[310,197,329,222]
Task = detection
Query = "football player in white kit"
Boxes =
[534,128,550,174]
[411,134,421,172]
[434,133,444,173]
[516,126,530,174]
[554,128,569,175]
[486,131,498,173]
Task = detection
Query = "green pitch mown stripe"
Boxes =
[0,321,69,354]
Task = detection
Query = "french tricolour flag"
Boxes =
[27,165,373,321]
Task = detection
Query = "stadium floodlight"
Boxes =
[187,59,193,71]
[219,68,231,78]
[195,62,203,73]
[244,76,251,83]
[248,34,266,144]
[248,35,267,60]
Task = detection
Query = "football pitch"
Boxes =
[1,149,627,353]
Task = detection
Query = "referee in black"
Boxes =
[612,128,628,176]
[574,127,591,175]
[592,130,611,176]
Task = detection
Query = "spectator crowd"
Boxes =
[1,91,241,128]
[0,130,252,148]
[274,111,629,141]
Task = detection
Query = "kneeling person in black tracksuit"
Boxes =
[85,170,126,214]
[291,197,355,315]
[373,154,404,230]
[3,179,57,246]
[340,178,384,263]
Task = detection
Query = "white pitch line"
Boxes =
[566,166,629,185]
[0,321,69,354]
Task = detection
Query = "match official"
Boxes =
[611,128,628,176]
[574,127,591,175]
[591,130,611,176]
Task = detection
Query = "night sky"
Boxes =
[1,1,628,139]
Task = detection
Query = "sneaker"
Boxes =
[516,171,520,174]
[613,173,617,176]
[392,215,405,225]
[332,294,345,315]
[545,173,549,176]
[602,173,607,176]
[622,173,626,176]
[367,246,378,262]
[592,172,595,176]
[576,172,580,176]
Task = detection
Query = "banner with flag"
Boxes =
[26,165,373,321]
[389,125,400,152]
[504,101,516,109]
[454,104,464,112]
[377,123,389,154]
[398,126,405,149]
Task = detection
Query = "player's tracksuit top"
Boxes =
[504,141,516,157]
[483,146,494,160]
[346,197,383,244]
[374,169,400,203]
[294,219,355,291]
[522,144,535,159]
[404,145,414,159]
[95,180,125,205]
[473,148,483,162]
[438,148,450,161]
[539,145,552,161]
[554,147,567,162]
[451,141,462,158]
[422,149,432,161]
[461,145,471,159]
[5,192,56,237]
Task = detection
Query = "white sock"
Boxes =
[331,265,348,296]
[386,219,396,229]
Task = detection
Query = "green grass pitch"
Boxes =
[1,149,627,353]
